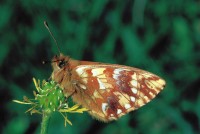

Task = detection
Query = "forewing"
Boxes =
[71,64,166,122]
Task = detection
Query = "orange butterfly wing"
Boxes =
[70,64,166,122]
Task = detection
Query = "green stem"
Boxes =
[41,109,52,134]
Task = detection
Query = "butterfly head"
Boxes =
[52,53,70,71]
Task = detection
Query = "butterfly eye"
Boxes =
[58,60,66,68]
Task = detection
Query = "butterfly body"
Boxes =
[51,53,166,122]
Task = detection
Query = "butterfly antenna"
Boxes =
[44,21,61,55]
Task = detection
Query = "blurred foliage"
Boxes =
[0,0,199,134]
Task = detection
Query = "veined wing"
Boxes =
[71,64,166,122]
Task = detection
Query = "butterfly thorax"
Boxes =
[51,54,79,97]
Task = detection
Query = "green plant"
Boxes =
[13,78,88,134]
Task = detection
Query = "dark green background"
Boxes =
[0,0,199,134]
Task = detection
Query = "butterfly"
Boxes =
[44,21,166,122]
[51,54,166,122]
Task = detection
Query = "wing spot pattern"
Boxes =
[102,103,108,114]
[117,109,122,114]
[125,103,131,109]
[131,73,137,80]
[76,66,87,76]
[91,68,106,77]
[131,87,138,94]
[114,69,124,74]
[137,99,145,107]
[97,78,106,89]
[130,80,138,87]
[130,96,136,102]
[73,65,166,122]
